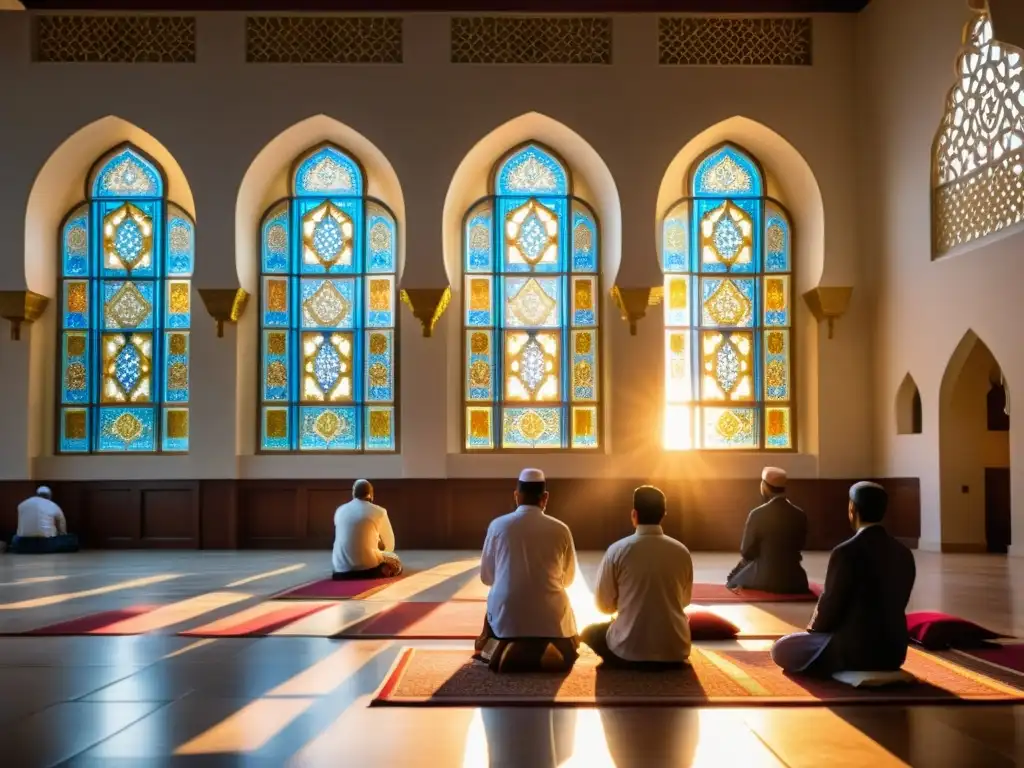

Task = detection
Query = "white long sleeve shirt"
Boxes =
[594,525,694,663]
[17,497,67,538]
[332,499,395,573]
[481,505,578,639]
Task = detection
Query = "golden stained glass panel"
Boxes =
[166,409,189,439]
[369,332,388,355]
[469,278,490,312]
[574,332,591,355]
[369,278,391,311]
[64,409,86,440]
[66,333,87,357]
[369,409,391,439]
[505,198,559,267]
[104,281,152,329]
[301,200,354,269]
[169,281,190,314]
[267,279,288,312]
[507,277,557,327]
[167,361,188,390]
[169,333,187,355]
[67,282,87,313]
[265,408,288,439]
[669,277,687,310]
[102,333,152,403]
[700,200,753,268]
[471,332,489,354]
[505,331,559,402]
[701,331,753,402]
[665,330,691,403]
[574,278,593,310]
[103,203,153,272]
[301,331,353,402]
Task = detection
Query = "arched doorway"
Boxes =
[939,331,1011,553]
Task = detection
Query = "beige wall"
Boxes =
[859,0,1024,552]
[0,11,869,484]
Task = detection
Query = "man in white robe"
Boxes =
[12,487,78,554]
[475,468,579,672]
[331,479,402,580]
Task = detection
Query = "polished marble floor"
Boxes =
[0,550,1023,767]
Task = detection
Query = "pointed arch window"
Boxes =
[462,143,601,450]
[57,144,194,453]
[259,143,398,452]
[662,143,794,450]
[933,10,1024,256]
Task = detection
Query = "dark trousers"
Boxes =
[332,563,390,580]
[580,622,688,670]
[10,534,79,554]
[770,632,839,676]
[474,617,579,673]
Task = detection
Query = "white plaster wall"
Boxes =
[0,11,869,482]
[859,0,1024,551]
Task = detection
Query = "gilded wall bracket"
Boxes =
[803,286,853,340]
[611,285,661,336]
[198,288,250,338]
[400,286,451,338]
[0,290,48,341]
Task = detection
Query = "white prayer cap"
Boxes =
[36,486,52,497]
[761,467,787,488]
[518,468,545,483]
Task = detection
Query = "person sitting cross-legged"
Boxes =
[331,479,403,580]
[581,485,694,668]
[11,486,79,555]
[726,467,810,594]
[474,468,580,673]
[771,481,916,677]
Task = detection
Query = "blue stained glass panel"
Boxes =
[464,275,493,327]
[501,407,562,449]
[167,206,195,276]
[696,197,760,274]
[263,331,289,402]
[297,197,361,275]
[366,204,396,273]
[692,145,763,198]
[91,147,163,199]
[365,330,393,402]
[765,330,790,401]
[465,206,493,273]
[63,280,89,329]
[765,204,791,273]
[293,146,364,198]
[571,276,597,327]
[495,145,569,197]
[62,206,89,278]
[262,204,290,274]
[365,276,394,328]
[571,207,598,273]
[98,406,156,452]
[165,280,191,329]
[365,406,395,451]
[301,278,356,329]
[700,407,759,449]
[299,406,360,451]
[764,275,790,327]
[498,196,565,273]
[98,199,159,279]
[102,280,155,330]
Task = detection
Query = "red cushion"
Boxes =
[685,608,740,640]
[906,611,1003,650]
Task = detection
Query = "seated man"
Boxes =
[475,468,579,673]
[771,482,916,676]
[12,486,79,554]
[582,485,694,668]
[726,467,809,594]
[331,479,402,580]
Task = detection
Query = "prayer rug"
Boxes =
[16,606,157,636]
[181,601,336,637]
[951,645,1024,677]
[372,646,1024,707]
[335,600,485,639]
[274,575,406,601]
[691,582,822,604]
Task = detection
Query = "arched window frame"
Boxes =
[461,141,602,451]
[662,142,795,451]
[258,142,399,453]
[932,9,1024,257]
[56,142,194,454]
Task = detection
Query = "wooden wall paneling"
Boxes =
[238,482,303,547]
[139,485,198,546]
[199,480,238,549]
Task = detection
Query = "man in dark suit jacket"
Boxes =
[771,481,917,676]
[726,467,809,594]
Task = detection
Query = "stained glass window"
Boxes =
[463,142,600,450]
[58,143,193,453]
[259,143,398,452]
[662,143,794,451]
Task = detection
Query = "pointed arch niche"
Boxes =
[656,117,824,459]
[235,115,406,463]
[25,117,195,469]
[932,6,1024,257]
[939,331,1011,552]
[442,112,621,456]
[895,373,923,435]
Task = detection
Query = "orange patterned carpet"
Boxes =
[373,646,1024,707]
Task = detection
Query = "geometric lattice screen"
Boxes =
[259,143,398,452]
[933,9,1024,257]
[462,142,601,450]
[58,144,194,453]
[662,143,795,450]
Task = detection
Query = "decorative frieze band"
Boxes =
[246,16,403,64]
[33,15,196,63]
[450,16,612,65]
[658,17,812,66]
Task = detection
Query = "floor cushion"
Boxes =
[907,611,1003,650]
[686,608,740,641]
[832,669,917,688]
